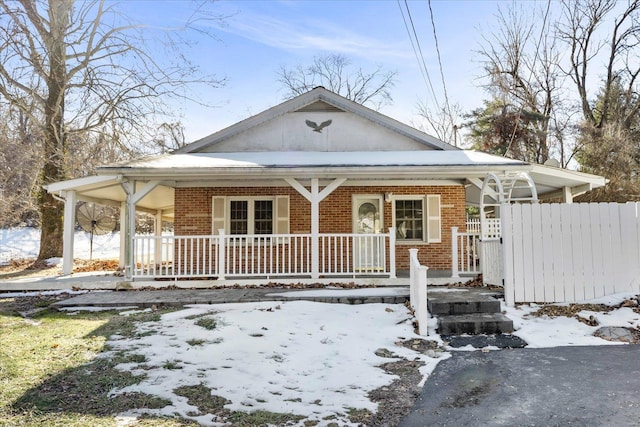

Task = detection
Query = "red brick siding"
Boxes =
[174,185,466,270]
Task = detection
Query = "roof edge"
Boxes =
[176,87,457,153]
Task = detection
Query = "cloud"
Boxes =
[220,12,411,61]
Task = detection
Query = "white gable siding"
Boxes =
[198,111,433,153]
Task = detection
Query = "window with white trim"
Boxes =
[395,199,423,240]
[393,195,441,243]
[212,196,289,235]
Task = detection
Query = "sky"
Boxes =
[118,0,529,145]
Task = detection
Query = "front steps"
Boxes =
[428,287,514,335]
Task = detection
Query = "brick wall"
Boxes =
[174,184,466,270]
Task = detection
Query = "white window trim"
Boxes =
[391,194,441,244]
[227,196,276,235]
[392,195,427,243]
[212,195,290,238]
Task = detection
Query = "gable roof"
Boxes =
[176,87,458,153]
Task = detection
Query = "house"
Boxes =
[45,87,606,283]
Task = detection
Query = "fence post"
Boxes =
[409,248,418,308]
[501,206,514,306]
[217,229,226,280]
[451,226,459,278]
[417,264,429,336]
[409,248,429,335]
[389,227,396,278]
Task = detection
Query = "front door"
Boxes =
[353,195,383,271]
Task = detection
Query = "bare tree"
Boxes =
[416,102,464,146]
[473,3,567,164]
[0,104,42,226]
[277,54,397,110]
[152,122,187,153]
[557,0,640,200]
[557,0,640,128]
[0,0,225,259]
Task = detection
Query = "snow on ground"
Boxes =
[3,285,639,425]
[503,293,640,348]
[0,227,121,264]
[104,301,446,426]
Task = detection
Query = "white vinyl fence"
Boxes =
[502,202,640,306]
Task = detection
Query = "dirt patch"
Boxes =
[365,338,445,426]
[0,258,120,279]
[524,297,640,344]
[0,292,78,316]
[528,296,640,318]
[447,274,503,291]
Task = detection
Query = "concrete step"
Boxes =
[427,288,502,315]
[436,313,514,335]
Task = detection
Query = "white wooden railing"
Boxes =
[132,230,395,279]
[451,226,481,277]
[451,218,502,278]
[409,248,428,336]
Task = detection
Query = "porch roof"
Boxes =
[46,150,606,213]
[99,150,526,178]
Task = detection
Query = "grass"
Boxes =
[0,294,393,426]
[193,316,217,330]
[0,299,181,426]
[173,383,306,426]
[0,296,314,426]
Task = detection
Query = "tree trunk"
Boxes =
[36,0,71,260]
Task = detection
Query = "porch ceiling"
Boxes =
[465,164,606,205]
[45,175,175,217]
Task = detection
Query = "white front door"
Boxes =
[353,195,383,271]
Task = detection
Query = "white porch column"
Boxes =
[284,177,347,279]
[121,180,160,279]
[310,178,320,279]
[388,226,397,278]
[122,181,136,279]
[562,186,573,203]
[119,201,126,269]
[154,209,163,264]
[61,190,77,275]
[451,226,460,278]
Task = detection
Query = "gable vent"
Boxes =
[295,100,345,113]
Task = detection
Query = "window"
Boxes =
[212,196,289,236]
[393,195,441,243]
[395,199,423,240]
[253,200,273,234]
[228,199,273,235]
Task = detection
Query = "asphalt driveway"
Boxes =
[400,345,640,427]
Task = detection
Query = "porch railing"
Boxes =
[451,218,502,278]
[409,248,428,336]
[451,226,481,277]
[132,230,395,279]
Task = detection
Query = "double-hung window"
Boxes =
[393,195,441,243]
[212,196,289,236]
[228,199,273,235]
[395,199,423,240]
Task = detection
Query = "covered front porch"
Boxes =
[44,151,605,284]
